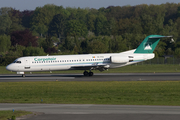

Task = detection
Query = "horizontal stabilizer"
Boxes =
[149,36,173,39]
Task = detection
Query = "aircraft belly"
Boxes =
[29,65,71,71]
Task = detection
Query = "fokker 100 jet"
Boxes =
[6,35,173,77]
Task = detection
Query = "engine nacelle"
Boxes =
[110,56,130,64]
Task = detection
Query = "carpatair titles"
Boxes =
[34,57,56,61]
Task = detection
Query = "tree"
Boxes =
[108,18,118,36]
[31,4,65,32]
[87,40,107,53]
[23,46,46,56]
[140,5,166,34]
[11,29,38,47]
[8,9,25,33]
[0,14,12,35]
[110,36,128,53]
[154,41,167,57]
[48,13,67,38]
[86,13,96,32]
[0,7,12,35]
[21,10,34,28]
[65,20,88,37]
[0,7,12,15]
[31,24,48,37]
[41,36,58,54]
[0,35,11,53]
[178,6,180,17]
[94,13,108,36]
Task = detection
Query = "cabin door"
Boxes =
[24,58,30,69]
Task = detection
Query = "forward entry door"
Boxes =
[24,58,30,69]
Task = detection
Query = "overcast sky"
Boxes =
[0,0,180,11]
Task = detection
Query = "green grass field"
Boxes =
[1,64,180,74]
[0,110,32,120]
[0,81,180,105]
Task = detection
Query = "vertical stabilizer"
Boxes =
[134,35,172,54]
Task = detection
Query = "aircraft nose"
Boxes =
[6,64,12,71]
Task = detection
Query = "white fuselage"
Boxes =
[6,49,154,73]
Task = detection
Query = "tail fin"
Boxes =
[134,35,172,54]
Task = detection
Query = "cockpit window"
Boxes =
[16,61,21,63]
[13,60,17,63]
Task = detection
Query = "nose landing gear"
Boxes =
[83,71,94,76]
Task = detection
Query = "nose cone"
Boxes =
[6,64,14,71]
[6,65,11,71]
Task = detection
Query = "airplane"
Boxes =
[6,35,173,77]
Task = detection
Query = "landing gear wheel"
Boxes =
[83,71,89,76]
[89,72,93,76]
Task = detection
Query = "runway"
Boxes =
[1,104,180,120]
[0,73,180,82]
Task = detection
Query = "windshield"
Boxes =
[16,61,21,63]
[13,60,21,63]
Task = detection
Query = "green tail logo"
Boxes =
[134,35,172,54]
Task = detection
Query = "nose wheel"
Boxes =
[83,71,94,76]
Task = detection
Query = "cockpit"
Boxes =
[13,60,21,63]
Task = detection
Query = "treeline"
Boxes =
[0,3,180,65]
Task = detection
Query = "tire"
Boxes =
[83,71,89,76]
[89,72,93,76]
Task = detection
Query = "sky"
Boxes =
[0,0,180,11]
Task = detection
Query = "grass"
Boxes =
[0,81,180,105]
[0,110,32,120]
[1,64,180,74]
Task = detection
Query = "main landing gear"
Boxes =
[83,71,94,76]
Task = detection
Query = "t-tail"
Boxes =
[134,35,173,54]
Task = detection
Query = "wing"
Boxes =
[71,62,110,71]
